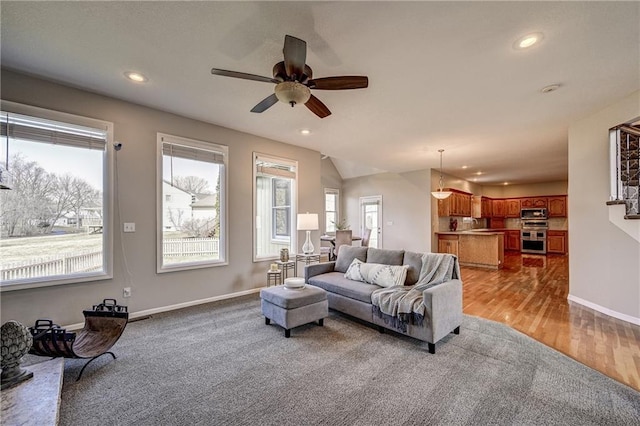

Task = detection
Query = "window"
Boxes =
[157,133,227,272]
[324,188,339,233]
[272,178,291,239]
[0,102,113,290]
[254,153,297,260]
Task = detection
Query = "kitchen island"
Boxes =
[436,230,504,269]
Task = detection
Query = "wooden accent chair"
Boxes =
[333,230,353,260]
[361,228,372,248]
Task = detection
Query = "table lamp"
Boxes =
[297,213,318,254]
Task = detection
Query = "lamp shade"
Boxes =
[275,82,311,106]
[297,213,319,231]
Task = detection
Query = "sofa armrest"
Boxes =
[422,279,463,343]
[304,262,336,282]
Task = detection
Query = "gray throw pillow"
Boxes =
[367,247,404,266]
[403,251,423,286]
[335,246,368,273]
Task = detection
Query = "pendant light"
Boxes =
[431,149,452,200]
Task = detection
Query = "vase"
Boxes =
[1,320,34,390]
[280,248,289,262]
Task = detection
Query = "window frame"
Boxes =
[324,188,340,234]
[253,152,298,262]
[156,133,228,273]
[271,178,292,241]
[0,100,114,292]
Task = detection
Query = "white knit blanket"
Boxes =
[371,253,460,331]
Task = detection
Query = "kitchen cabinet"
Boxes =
[547,230,567,254]
[437,189,472,217]
[472,196,492,218]
[505,199,521,218]
[489,217,505,229]
[437,235,459,256]
[548,196,567,217]
[521,197,548,208]
[505,230,521,251]
[492,199,505,218]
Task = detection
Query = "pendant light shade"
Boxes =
[431,149,452,199]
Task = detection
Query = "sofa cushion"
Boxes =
[308,272,380,303]
[335,246,368,273]
[344,258,409,288]
[403,251,423,286]
[367,247,404,265]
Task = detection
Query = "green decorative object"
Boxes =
[1,320,34,390]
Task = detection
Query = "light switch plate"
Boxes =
[123,223,135,233]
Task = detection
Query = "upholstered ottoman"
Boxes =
[260,285,328,338]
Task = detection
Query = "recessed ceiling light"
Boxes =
[540,84,561,93]
[461,165,468,169]
[476,171,483,176]
[300,129,311,135]
[514,32,544,50]
[124,71,148,83]
[503,182,509,186]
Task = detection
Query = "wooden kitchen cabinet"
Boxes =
[521,197,548,208]
[438,235,459,256]
[505,230,521,251]
[492,199,505,217]
[472,196,493,218]
[548,196,567,217]
[437,189,472,217]
[505,199,521,218]
[547,230,567,254]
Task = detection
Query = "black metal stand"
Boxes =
[76,352,116,381]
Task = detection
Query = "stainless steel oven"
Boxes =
[521,208,548,220]
[521,228,547,254]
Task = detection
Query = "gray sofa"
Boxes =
[304,246,462,354]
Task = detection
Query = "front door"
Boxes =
[359,195,382,248]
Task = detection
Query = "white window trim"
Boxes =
[253,152,298,262]
[156,133,228,273]
[324,187,340,234]
[0,100,114,292]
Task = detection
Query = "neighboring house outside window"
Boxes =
[157,133,227,272]
[324,188,339,234]
[0,102,113,290]
[254,153,297,260]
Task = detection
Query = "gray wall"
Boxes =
[0,70,323,326]
[342,170,432,253]
[568,89,640,322]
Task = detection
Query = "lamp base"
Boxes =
[301,230,314,254]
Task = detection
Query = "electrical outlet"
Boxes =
[123,223,135,233]
[123,287,132,298]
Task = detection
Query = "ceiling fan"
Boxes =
[211,35,368,118]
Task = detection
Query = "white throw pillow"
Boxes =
[344,258,409,288]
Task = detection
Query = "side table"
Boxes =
[275,260,297,278]
[295,253,321,268]
[266,269,282,287]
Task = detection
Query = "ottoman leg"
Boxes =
[285,329,291,338]
[265,317,271,325]
[318,318,324,326]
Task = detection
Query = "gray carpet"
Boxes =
[45,295,639,425]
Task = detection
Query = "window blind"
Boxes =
[255,157,296,179]
[162,141,225,164]
[1,111,107,150]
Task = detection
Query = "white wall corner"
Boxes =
[567,294,640,326]
[608,203,640,242]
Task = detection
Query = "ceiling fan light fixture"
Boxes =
[431,149,452,200]
[275,81,311,107]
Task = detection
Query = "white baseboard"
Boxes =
[64,287,263,330]
[567,294,640,325]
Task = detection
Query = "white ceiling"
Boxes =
[1,1,638,184]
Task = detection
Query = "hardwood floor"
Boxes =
[461,252,640,391]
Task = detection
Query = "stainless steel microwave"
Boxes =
[521,208,547,220]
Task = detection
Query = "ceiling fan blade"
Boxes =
[250,93,279,113]
[211,68,278,84]
[305,95,331,118]
[283,35,306,80]
[308,76,369,90]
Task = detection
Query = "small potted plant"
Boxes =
[331,219,350,231]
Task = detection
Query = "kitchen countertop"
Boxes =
[435,230,505,235]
